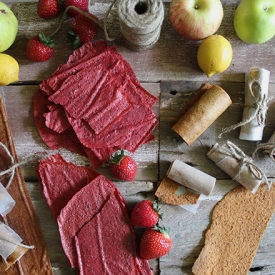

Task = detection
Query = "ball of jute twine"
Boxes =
[105,0,164,51]
[51,1,164,51]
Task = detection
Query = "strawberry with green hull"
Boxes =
[63,0,88,17]
[131,200,162,228]
[26,33,54,62]
[67,12,99,49]
[140,226,172,260]
[37,0,61,19]
[109,150,137,181]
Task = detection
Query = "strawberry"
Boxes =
[109,150,137,181]
[63,0,88,17]
[139,226,172,260]
[67,12,99,49]
[26,33,54,62]
[37,0,61,19]
[130,200,161,228]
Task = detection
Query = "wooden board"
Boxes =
[0,96,53,274]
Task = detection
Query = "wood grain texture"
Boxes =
[2,0,275,274]
[4,1,275,83]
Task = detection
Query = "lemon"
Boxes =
[197,35,233,77]
[0,53,19,85]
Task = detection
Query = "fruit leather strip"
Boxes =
[44,104,71,134]
[83,129,156,169]
[0,96,53,275]
[67,105,157,148]
[83,128,156,169]
[41,43,123,96]
[48,58,134,134]
[39,152,67,165]
[40,41,97,95]
[37,153,100,220]
[82,145,121,169]
[87,88,133,134]
[57,175,121,268]
[33,89,86,156]
[119,117,158,153]
[75,192,152,275]
[52,40,110,78]
[48,56,157,123]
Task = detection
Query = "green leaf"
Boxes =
[109,150,125,165]
[39,32,54,48]
[66,29,81,49]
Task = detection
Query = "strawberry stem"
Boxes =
[50,5,103,38]
[39,32,54,48]
[152,200,163,220]
[109,150,125,165]
[153,225,170,236]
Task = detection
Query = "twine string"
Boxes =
[218,80,269,138]
[103,0,120,41]
[0,142,45,189]
[0,222,35,251]
[114,0,164,50]
[216,141,270,189]
[50,1,164,50]
[253,142,275,162]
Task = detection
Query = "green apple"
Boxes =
[0,2,18,52]
[234,0,275,44]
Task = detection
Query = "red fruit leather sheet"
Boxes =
[75,191,153,275]
[37,153,100,220]
[37,154,152,274]
[57,175,120,268]
[33,89,87,156]
[34,40,158,168]
[0,96,53,275]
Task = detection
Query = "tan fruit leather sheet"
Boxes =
[192,183,275,275]
[0,96,53,274]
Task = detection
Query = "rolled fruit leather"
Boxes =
[0,182,15,217]
[208,141,265,193]
[172,83,232,145]
[0,222,29,271]
[166,159,216,196]
[239,67,270,141]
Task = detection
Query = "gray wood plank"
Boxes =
[4,2,275,83]
[1,83,160,182]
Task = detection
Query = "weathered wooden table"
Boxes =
[3,0,275,274]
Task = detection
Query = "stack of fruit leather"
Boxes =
[33,40,158,168]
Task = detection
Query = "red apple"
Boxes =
[169,0,224,41]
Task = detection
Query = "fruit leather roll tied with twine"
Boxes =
[117,0,164,50]
[239,68,270,141]
[208,141,269,193]
[166,159,216,196]
[172,83,232,145]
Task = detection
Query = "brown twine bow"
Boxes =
[218,80,270,138]
[216,141,271,189]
